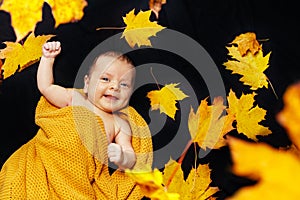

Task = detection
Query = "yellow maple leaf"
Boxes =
[0,33,55,79]
[277,82,300,150]
[227,89,271,141]
[230,32,261,56]
[227,136,300,200]
[121,9,166,48]
[125,166,180,200]
[188,97,234,150]
[223,44,271,90]
[45,0,87,27]
[0,0,44,41]
[147,83,189,120]
[163,158,218,200]
[188,96,235,150]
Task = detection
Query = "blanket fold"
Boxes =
[0,96,153,200]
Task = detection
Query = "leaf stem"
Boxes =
[96,26,126,31]
[165,139,193,188]
[267,76,278,99]
[150,67,161,90]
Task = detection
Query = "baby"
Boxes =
[37,41,136,170]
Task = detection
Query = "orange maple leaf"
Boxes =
[0,0,44,41]
[121,9,165,48]
[230,32,261,56]
[0,33,55,79]
[147,83,188,120]
[223,44,271,90]
[227,89,271,141]
[162,158,218,200]
[277,82,300,150]
[227,136,300,200]
[45,0,87,27]
[188,96,235,150]
[149,0,167,18]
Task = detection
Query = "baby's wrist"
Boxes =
[41,56,55,61]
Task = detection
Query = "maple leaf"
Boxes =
[125,166,180,200]
[188,96,235,150]
[121,9,166,48]
[223,44,271,90]
[227,89,271,141]
[277,82,300,150]
[45,0,87,27]
[0,33,55,79]
[227,136,300,200]
[0,0,44,41]
[149,0,167,18]
[163,158,219,200]
[147,83,189,120]
[230,32,261,56]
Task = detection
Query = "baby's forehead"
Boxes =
[92,56,135,75]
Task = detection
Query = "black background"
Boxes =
[1,0,299,199]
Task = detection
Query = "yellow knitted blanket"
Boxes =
[0,96,153,200]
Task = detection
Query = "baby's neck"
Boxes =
[72,90,114,118]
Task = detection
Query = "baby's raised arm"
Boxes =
[37,41,73,108]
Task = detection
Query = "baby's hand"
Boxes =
[107,143,124,166]
[42,41,61,58]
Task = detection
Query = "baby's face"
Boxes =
[84,56,135,113]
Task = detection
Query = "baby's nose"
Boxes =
[109,80,119,90]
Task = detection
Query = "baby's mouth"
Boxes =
[104,94,119,100]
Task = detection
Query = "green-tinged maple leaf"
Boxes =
[188,96,235,150]
[147,83,189,120]
[0,33,55,79]
[163,158,218,200]
[121,9,165,48]
[0,0,44,41]
[223,45,270,90]
[227,89,271,141]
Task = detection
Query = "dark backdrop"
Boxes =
[1,0,299,199]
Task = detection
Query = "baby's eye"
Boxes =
[100,77,109,82]
[120,82,129,88]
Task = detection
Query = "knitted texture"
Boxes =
[0,96,153,199]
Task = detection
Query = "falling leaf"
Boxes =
[45,0,87,27]
[188,96,235,150]
[125,166,180,200]
[0,59,3,81]
[227,136,300,200]
[0,0,44,41]
[223,44,271,90]
[0,33,55,79]
[227,89,271,141]
[162,158,218,200]
[147,83,189,120]
[149,0,167,18]
[277,82,300,150]
[121,9,165,48]
[230,32,261,56]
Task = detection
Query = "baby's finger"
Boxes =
[54,41,61,50]
[43,43,50,50]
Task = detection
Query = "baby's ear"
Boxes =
[83,75,89,93]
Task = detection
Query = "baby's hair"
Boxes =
[87,51,134,76]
